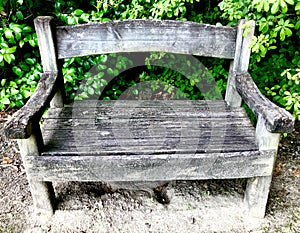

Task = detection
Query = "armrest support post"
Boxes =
[256,115,280,152]
[18,123,44,157]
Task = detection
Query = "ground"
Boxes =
[0,110,299,233]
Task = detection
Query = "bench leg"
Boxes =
[17,127,56,218]
[243,175,272,218]
[29,180,56,217]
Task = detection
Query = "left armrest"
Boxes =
[4,71,58,139]
[235,72,294,133]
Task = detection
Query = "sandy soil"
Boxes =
[0,110,299,233]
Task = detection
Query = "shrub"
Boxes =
[0,0,299,121]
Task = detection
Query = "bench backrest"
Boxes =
[34,16,255,107]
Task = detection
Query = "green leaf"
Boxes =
[107,68,114,75]
[4,54,12,64]
[295,21,300,29]
[22,90,31,98]
[1,97,10,105]
[25,58,35,65]
[6,46,17,54]
[10,23,22,33]
[12,66,23,77]
[29,39,36,47]
[296,2,300,11]
[264,1,270,12]
[0,54,3,63]
[280,29,286,41]
[280,0,287,9]
[22,26,32,32]
[64,75,73,82]
[271,1,279,14]
[67,17,76,25]
[131,89,138,96]
[87,86,94,95]
[0,42,8,48]
[21,63,30,71]
[4,29,13,39]
[74,9,84,16]
[19,40,25,48]
[285,28,292,37]
[97,72,105,78]
[285,0,294,5]
[1,78,6,86]
[15,32,21,41]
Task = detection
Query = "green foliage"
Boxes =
[0,0,44,109]
[0,0,299,123]
[218,0,300,121]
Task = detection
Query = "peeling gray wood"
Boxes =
[34,16,65,108]
[24,150,275,182]
[56,20,237,59]
[225,20,255,107]
[4,72,58,139]
[34,16,58,72]
[50,88,64,108]
[17,125,55,217]
[28,180,56,217]
[39,100,258,154]
[236,72,294,133]
[255,115,281,151]
[244,175,273,218]
[244,116,280,218]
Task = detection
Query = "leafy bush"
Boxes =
[0,0,53,109]
[219,0,300,120]
[0,0,299,122]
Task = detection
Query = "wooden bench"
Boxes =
[4,16,294,219]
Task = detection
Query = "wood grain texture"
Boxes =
[243,115,280,218]
[236,72,294,133]
[34,16,58,72]
[56,20,237,59]
[244,175,273,218]
[24,150,274,182]
[40,100,258,155]
[225,20,255,107]
[4,72,58,139]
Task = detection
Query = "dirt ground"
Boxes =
[0,110,299,233]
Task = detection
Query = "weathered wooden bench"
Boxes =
[5,16,294,219]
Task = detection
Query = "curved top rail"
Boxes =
[55,19,237,59]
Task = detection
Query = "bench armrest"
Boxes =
[4,72,58,139]
[236,72,294,133]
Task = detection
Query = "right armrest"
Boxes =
[4,71,58,139]
[235,72,294,133]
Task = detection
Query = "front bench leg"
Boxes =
[27,179,56,216]
[18,126,55,218]
[244,175,273,218]
[244,116,280,218]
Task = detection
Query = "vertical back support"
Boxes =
[225,20,255,107]
[34,16,64,107]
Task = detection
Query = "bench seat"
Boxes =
[42,100,257,155]
[19,100,274,183]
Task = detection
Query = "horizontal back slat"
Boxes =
[56,20,237,59]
